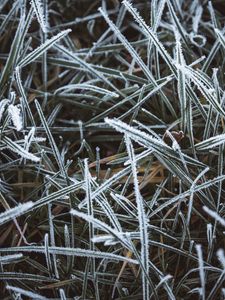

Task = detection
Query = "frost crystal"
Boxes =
[8,104,23,131]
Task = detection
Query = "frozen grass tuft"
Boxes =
[0,0,225,298]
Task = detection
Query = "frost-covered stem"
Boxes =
[125,135,149,300]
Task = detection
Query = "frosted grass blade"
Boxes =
[30,0,47,32]
[125,135,149,300]
[0,246,138,264]
[203,206,225,227]
[0,202,33,225]
[18,29,71,67]
[6,285,48,300]
[2,136,40,162]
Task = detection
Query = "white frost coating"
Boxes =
[55,84,119,98]
[206,223,213,247]
[3,136,40,162]
[0,202,34,225]
[30,0,47,33]
[216,249,225,270]
[175,29,187,130]
[178,64,225,116]
[7,285,48,300]
[92,234,122,246]
[59,289,66,300]
[18,29,72,68]
[0,99,9,122]
[187,167,209,226]
[152,0,166,32]
[196,133,225,150]
[98,7,155,83]
[215,28,225,49]
[122,0,174,72]
[195,244,205,299]
[105,117,168,149]
[203,206,225,227]
[0,254,23,263]
[192,5,203,33]
[24,127,35,153]
[8,104,23,131]
[125,135,149,300]
[0,245,139,264]
[70,209,131,249]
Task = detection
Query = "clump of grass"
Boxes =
[0,0,225,299]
